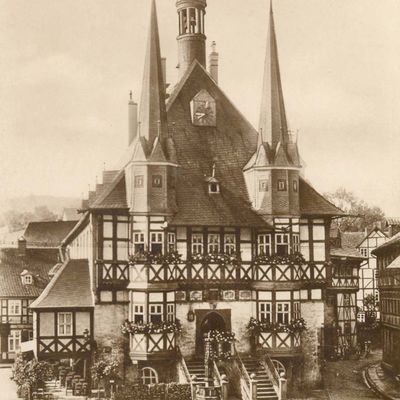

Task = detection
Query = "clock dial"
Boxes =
[190,90,216,126]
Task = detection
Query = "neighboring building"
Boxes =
[0,239,55,362]
[385,218,400,238]
[61,208,80,222]
[356,228,388,312]
[327,231,365,356]
[372,233,400,374]
[29,0,351,395]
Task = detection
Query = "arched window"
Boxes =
[141,367,158,385]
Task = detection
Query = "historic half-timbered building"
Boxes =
[29,0,351,396]
[372,233,400,375]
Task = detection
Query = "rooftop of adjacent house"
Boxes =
[385,217,400,226]
[372,231,400,255]
[30,259,93,309]
[329,230,366,260]
[0,229,25,248]
[24,221,77,248]
[0,250,55,298]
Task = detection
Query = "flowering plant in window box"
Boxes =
[121,319,182,335]
[209,349,234,362]
[254,253,306,266]
[205,329,235,343]
[189,253,241,265]
[246,317,306,334]
[129,251,183,265]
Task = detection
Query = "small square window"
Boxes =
[24,275,33,285]
[152,175,162,188]
[209,183,219,193]
[293,180,298,192]
[277,180,287,191]
[135,175,144,188]
[259,179,268,192]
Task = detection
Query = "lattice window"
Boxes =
[166,304,175,322]
[192,233,203,255]
[258,234,271,256]
[8,330,20,352]
[224,234,236,254]
[208,234,220,254]
[58,313,73,336]
[259,302,272,323]
[8,300,21,316]
[149,304,163,324]
[276,302,290,324]
[134,232,145,254]
[275,234,289,256]
[133,304,144,324]
[141,368,158,385]
[151,233,163,255]
[168,233,176,252]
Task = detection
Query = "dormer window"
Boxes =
[23,275,33,285]
[209,182,219,193]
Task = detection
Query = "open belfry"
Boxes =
[29,1,350,398]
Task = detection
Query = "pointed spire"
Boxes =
[258,1,289,149]
[138,0,168,146]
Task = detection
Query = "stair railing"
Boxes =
[260,353,287,400]
[212,360,228,400]
[234,344,256,400]
[176,347,197,399]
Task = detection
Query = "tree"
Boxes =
[324,187,385,232]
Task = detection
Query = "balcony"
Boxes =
[331,276,359,290]
[129,332,177,361]
[37,335,92,359]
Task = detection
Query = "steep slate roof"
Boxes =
[0,251,54,298]
[372,231,400,255]
[299,178,344,216]
[90,172,128,210]
[330,247,365,260]
[24,221,77,248]
[166,61,270,227]
[385,217,400,226]
[30,259,93,309]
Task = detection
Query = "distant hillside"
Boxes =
[0,195,81,216]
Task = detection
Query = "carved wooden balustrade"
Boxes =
[38,335,92,358]
[96,260,129,288]
[256,331,301,353]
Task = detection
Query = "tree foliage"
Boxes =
[1,206,57,232]
[324,187,385,232]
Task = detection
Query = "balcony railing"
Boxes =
[37,335,92,357]
[257,331,301,352]
[97,261,129,288]
[129,332,176,360]
[331,276,359,289]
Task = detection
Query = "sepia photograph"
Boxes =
[0,0,399,399]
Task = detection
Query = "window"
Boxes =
[293,302,301,320]
[258,234,271,256]
[277,179,287,191]
[224,234,236,254]
[134,175,144,188]
[259,302,272,323]
[8,330,20,352]
[23,275,33,285]
[292,234,300,253]
[293,180,298,192]
[141,368,158,385]
[209,182,219,193]
[192,233,203,255]
[8,300,21,316]
[149,304,163,323]
[276,234,289,256]
[166,304,175,322]
[168,233,176,252]
[152,175,162,188]
[208,234,220,254]
[276,302,290,324]
[151,233,163,255]
[133,304,144,324]
[58,312,73,336]
[134,232,145,254]
[259,179,268,192]
[360,248,368,257]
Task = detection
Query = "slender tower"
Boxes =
[176,0,207,77]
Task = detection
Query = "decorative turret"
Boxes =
[125,0,178,215]
[176,0,207,77]
[244,2,300,216]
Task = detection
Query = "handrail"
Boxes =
[262,352,280,390]
[234,344,252,400]
[213,360,222,385]
[176,347,192,384]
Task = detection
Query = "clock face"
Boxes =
[190,90,216,127]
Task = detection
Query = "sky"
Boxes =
[0,0,399,215]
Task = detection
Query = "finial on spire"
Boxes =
[129,90,133,101]
[157,120,161,138]
[211,41,217,53]
[212,163,216,178]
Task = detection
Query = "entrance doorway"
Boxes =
[196,311,227,355]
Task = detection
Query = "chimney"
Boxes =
[209,41,219,83]
[18,236,26,256]
[128,91,138,145]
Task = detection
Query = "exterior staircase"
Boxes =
[42,380,87,400]
[186,359,208,385]
[242,358,278,400]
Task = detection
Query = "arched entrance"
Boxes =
[196,311,227,355]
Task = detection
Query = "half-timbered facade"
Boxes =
[372,234,400,374]
[29,0,349,395]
